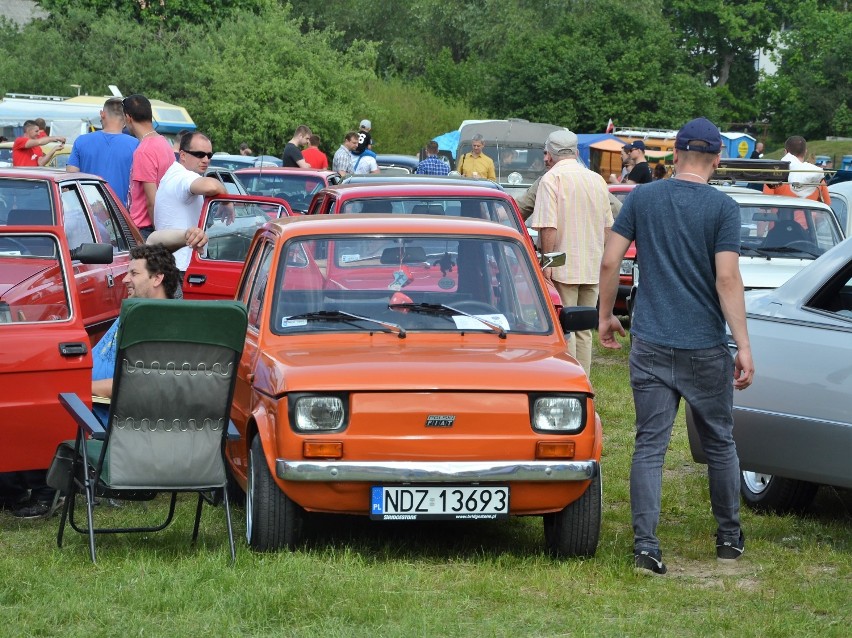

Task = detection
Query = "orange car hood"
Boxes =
[255,341,591,395]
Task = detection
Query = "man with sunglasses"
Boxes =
[154,131,225,277]
[123,94,176,238]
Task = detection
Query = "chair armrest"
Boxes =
[227,419,241,441]
[58,392,107,440]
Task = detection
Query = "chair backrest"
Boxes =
[101,299,247,490]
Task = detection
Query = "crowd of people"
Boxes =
[3,105,833,576]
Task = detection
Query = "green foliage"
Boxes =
[35,0,273,29]
[760,1,852,142]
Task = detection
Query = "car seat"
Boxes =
[762,210,808,248]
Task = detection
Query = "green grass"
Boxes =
[2,339,850,637]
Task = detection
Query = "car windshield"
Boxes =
[738,204,842,257]
[201,200,285,262]
[0,179,54,227]
[271,233,551,336]
[338,197,523,235]
[237,172,326,212]
[0,233,69,322]
[457,143,546,183]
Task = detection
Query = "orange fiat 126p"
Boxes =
[228,214,602,557]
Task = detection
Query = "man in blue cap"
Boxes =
[597,116,755,575]
[625,139,652,184]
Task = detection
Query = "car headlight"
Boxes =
[532,396,585,433]
[292,396,346,431]
[620,259,634,276]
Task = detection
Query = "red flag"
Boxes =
[606,118,614,134]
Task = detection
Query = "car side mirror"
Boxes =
[559,306,597,333]
[69,243,113,264]
[539,252,566,269]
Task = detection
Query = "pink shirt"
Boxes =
[128,134,175,228]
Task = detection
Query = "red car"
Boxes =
[182,194,293,301]
[608,184,637,314]
[235,168,341,214]
[1,168,143,472]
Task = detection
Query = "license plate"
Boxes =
[370,485,509,521]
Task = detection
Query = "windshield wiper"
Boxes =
[285,310,406,338]
[388,302,507,339]
[759,245,821,258]
[740,244,772,258]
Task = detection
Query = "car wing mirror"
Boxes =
[70,242,113,264]
[559,306,597,333]
[539,252,566,269]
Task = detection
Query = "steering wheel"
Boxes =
[0,237,32,255]
[450,300,501,315]
[785,240,821,254]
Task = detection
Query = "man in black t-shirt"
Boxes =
[625,140,652,184]
[353,119,372,156]
[282,124,312,168]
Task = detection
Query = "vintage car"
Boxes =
[235,167,341,214]
[827,180,852,237]
[375,154,421,175]
[182,194,293,301]
[341,174,505,191]
[227,215,602,556]
[1,227,104,473]
[686,237,852,513]
[0,168,144,344]
[608,184,636,314]
[208,153,281,170]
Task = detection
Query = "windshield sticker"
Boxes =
[281,318,308,328]
[452,314,510,331]
[340,253,361,263]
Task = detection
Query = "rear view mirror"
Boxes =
[69,243,113,264]
[559,306,597,333]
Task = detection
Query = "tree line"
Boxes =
[0,0,848,156]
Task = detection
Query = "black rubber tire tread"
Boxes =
[543,470,602,558]
[247,436,302,552]
[740,472,818,514]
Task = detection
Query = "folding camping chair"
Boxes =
[53,298,247,564]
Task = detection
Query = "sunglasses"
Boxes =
[183,150,213,159]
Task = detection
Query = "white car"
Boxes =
[827,180,851,238]
[627,188,844,323]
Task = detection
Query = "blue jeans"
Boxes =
[629,337,742,553]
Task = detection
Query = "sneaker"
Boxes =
[634,549,667,575]
[717,532,745,563]
[11,494,64,519]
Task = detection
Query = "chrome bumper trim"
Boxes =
[277,460,597,482]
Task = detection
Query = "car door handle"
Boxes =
[187,274,206,285]
[59,342,88,357]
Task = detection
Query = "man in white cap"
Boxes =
[529,129,612,375]
[354,119,372,156]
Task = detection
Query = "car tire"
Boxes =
[740,471,818,514]
[246,435,303,551]
[543,471,602,558]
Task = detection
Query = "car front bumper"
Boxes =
[278,459,598,483]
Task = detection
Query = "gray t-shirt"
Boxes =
[612,179,740,349]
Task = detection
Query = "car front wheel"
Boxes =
[740,470,818,514]
[246,435,303,551]
[543,471,602,558]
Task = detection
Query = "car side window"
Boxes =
[60,186,95,251]
[247,243,274,329]
[804,262,852,320]
[81,183,128,252]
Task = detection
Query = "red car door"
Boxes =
[184,194,292,300]
[0,228,91,471]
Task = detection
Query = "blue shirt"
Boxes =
[68,131,139,207]
[415,156,450,176]
[613,179,740,349]
[92,319,120,382]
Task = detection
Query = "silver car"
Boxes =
[686,236,852,513]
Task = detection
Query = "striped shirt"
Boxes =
[528,158,613,284]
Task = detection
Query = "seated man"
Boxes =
[91,244,182,408]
